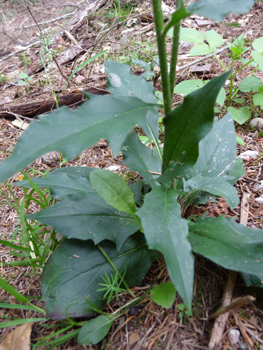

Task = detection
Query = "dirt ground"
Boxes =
[1,0,263,349]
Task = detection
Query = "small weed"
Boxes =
[20,53,30,70]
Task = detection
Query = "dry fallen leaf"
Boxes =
[0,322,34,350]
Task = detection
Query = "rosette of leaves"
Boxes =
[1,0,261,346]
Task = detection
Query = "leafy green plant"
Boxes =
[20,53,30,70]
[17,72,32,85]
[0,0,261,347]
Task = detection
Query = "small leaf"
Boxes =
[187,0,254,22]
[252,37,263,54]
[90,169,136,217]
[184,175,239,209]
[238,75,262,93]
[251,51,263,67]
[174,79,204,95]
[78,315,113,346]
[205,29,224,48]
[150,282,176,308]
[190,43,213,56]
[138,186,194,309]
[121,131,161,187]
[179,28,204,44]
[253,93,263,108]
[228,106,250,124]
[164,1,191,36]
[236,136,245,146]
[41,232,154,319]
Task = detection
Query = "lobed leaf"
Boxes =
[13,167,94,199]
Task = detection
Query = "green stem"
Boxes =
[97,245,136,298]
[227,59,235,107]
[212,52,227,71]
[169,21,181,99]
[152,0,171,116]
[232,59,254,79]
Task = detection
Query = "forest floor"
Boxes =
[1,0,263,349]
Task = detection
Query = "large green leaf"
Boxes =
[122,131,161,187]
[137,186,194,309]
[28,192,140,249]
[187,0,254,22]
[189,216,263,279]
[160,72,229,185]
[41,232,154,320]
[0,69,159,183]
[188,113,242,180]
[13,167,94,199]
[183,175,239,209]
[90,169,137,218]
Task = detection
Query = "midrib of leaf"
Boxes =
[164,189,189,295]
[43,242,148,290]
[169,90,215,163]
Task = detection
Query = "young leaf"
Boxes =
[228,34,248,57]
[174,79,204,95]
[228,106,250,124]
[179,28,204,44]
[183,175,239,209]
[205,29,224,49]
[187,0,254,22]
[252,37,263,55]
[90,169,137,217]
[253,93,263,108]
[164,1,191,36]
[238,75,262,93]
[0,88,159,183]
[161,71,230,184]
[121,131,161,187]
[138,186,194,309]
[41,232,154,319]
[78,315,114,346]
[28,192,140,250]
[150,282,176,309]
[13,167,94,199]
[189,216,263,279]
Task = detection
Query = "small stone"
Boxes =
[239,150,258,161]
[106,165,121,172]
[228,329,240,345]
[41,151,61,166]
[250,117,263,129]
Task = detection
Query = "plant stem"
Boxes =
[97,245,136,298]
[152,0,171,116]
[212,52,227,71]
[169,21,180,99]
[227,59,235,107]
